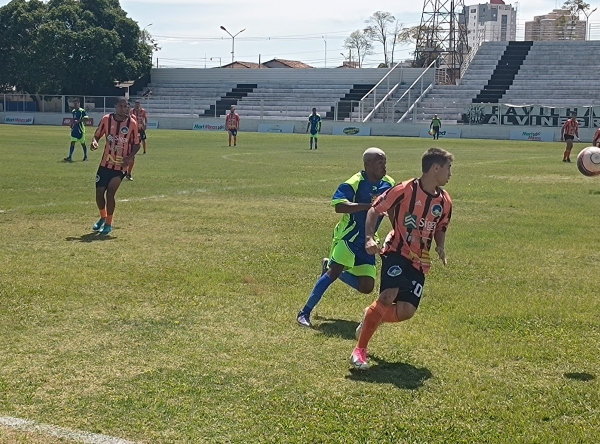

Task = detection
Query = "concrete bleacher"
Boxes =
[133,67,427,120]
[416,40,600,123]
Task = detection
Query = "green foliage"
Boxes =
[0,0,152,94]
[1,127,600,443]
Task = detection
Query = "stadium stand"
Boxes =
[416,40,600,123]
[132,67,428,120]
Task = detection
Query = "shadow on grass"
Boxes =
[66,232,115,243]
[346,355,433,390]
[564,372,595,381]
[314,316,358,341]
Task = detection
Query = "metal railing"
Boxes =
[358,62,404,121]
[362,58,437,123]
[397,83,434,123]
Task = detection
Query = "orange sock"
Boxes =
[106,215,114,225]
[100,209,107,218]
[357,300,387,349]
[381,305,400,323]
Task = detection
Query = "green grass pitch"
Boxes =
[0,125,599,443]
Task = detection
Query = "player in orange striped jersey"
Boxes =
[90,97,140,235]
[350,147,454,370]
[592,127,600,147]
[225,105,240,146]
[561,112,580,162]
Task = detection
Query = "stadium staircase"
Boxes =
[324,84,375,120]
[206,84,257,117]
[472,41,533,103]
[410,40,600,123]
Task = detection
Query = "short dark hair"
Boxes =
[115,97,128,106]
[422,148,454,173]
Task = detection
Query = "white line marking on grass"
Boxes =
[0,416,139,444]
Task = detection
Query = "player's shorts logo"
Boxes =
[121,127,129,135]
[431,204,443,217]
[95,175,100,183]
[387,265,402,277]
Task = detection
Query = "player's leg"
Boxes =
[297,239,350,327]
[65,140,76,161]
[93,168,108,231]
[565,138,574,162]
[228,130,232,146]
[99,173,124,235]
[126,158,135,180]
[313,132,318,149]
[140,130,147,154]
[341,246,376,294]
[81,138,88,161]
[309,135,313,150]
[233,129,237,146]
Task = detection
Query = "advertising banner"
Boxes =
[193,120,225,131]
[146,120,159,130]
[465,104,600,127]
[509,129,555,142]
[332,125,371,136]
[4,115,34,125]
[257,123,295,133]
[419,128,462,139]
[62,118,94,126]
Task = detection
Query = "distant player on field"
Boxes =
[297,148,395,328]
[64,98,89,162]
[430,114,442,140]
[90,97,140,235]
[561,112,579,163]
[306,108,322,150]
[226,105,240,146]
[593,127,600,147]
[350,148,453,370]
[126,100,148,181]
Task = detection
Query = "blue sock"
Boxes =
[68,146,75,158]
[302,274,334,315]
[82,145,88,157]
[339,271,360,291]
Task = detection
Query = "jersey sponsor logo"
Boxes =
[419,218,438,231]
[431,204,443,217]
[415,200,422,206]
[404,213,418,229]
[387,265,402,277]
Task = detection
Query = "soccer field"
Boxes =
[1,125,599,443]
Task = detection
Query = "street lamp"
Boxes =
[220,26,245,64]
[323,36,327,68]
[210,57,222,68]
[578,5,597,40]
[143,23,153,64]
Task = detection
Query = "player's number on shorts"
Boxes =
[413,282,423,299]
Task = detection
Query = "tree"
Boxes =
[364,11,396,67]
[388,20,406,66]
[343,30,373,68]
[562,0,591,17]
[0,0,153,94]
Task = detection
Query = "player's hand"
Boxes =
[576,137,580,142]
[436,245,447,266]
[365,238,380,255]
[91,139,99,150]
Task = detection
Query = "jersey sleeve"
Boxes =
[371,183,406,215]
[331,183,355,206]
[436,191,453,232]
[94,115,109,139]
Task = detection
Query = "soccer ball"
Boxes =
[428,129,434,136]
[576,147,600,177]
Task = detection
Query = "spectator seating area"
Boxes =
[416,40,600,123]
[132,67,428,121]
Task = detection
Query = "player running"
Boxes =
[64,98,89,162]
[350,148,453,370]
[306,108,322,150]
[90,97,140,235]
[297,148,395,327]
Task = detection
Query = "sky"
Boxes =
[1,0,598,68]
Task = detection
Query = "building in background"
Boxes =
[525,9,586,41]
[464,0,517,48]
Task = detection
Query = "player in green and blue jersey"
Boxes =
[297,148,395,327]
[64,98,89,162]
[306,108,322,150]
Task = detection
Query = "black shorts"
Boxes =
[228,129,238,137]
[380,253,426,308]
[96,166,125,189]
[139,129,147,141]
[564,134,575,141]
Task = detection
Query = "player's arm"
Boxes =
[91,120,106,150]
[434,230,447,266]
[560,123,565,140]
[365,207,382,255]
[334,202,371,214]
[306,120,310,133]
[317,118,321,133]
